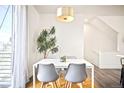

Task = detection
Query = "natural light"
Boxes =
[0,5,12,88]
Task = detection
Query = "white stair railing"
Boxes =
[0,5,12,88]
[0,43,12,88]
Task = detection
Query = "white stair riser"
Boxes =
[0,66,11,70]
[0,43,12,87]
[0,70,11,74]
[0,62,11,66]
[0,74,11,77]
[0,78,11,82]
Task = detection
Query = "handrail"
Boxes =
[0,6,10,31]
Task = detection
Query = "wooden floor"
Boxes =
[93,66,121,88]
[26,66,122,88]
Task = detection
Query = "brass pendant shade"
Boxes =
[57,7,74,22]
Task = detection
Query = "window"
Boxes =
[0,5,12,88]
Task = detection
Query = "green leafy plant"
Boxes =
[37,26,58,58]
[60,56,66,62]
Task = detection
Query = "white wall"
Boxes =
[99,16,124,33]
[84,23,99,66]
[28,6,41,77]
[99,16,124,52]
[84,16,124,68]
[117,33,124,52]
[39,14,84,59]
[99,52,122,69]
[28,7,124,75]
[28,10,84,77]
[84,17,118,67]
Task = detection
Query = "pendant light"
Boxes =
[57,7,74,22]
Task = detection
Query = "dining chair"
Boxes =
[57,56,77,77]
[37,63,59,88]
[63,56,77,73]
[64,63,87,88]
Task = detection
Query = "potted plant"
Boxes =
[60,56,66,62]
[37,26,58,58]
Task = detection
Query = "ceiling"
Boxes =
[34,5,124,16]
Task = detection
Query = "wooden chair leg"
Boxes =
[77,83,83,88]
[41,82,44,88]
[49,82,57,88]
[44,82,49,88]
[69,82,72,88]
[56,79,60,88]
[53,82,58,88]
[65,81,68,88]
[55,81,58,88]
[49,82,53,88]
[66,82,72,88]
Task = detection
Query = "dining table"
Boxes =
[33,58,94,88]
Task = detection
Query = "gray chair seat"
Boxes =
[65,63,87,83]
[56,68,62,75]
[37,64,59,82]
[63,56,77,73]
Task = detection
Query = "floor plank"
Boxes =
[93,66,121,88]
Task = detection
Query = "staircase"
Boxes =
[84,16,118,67]
[0,42,12,88]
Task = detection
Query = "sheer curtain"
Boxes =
[11,5,29,88]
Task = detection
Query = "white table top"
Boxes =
[34,59,93,68]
